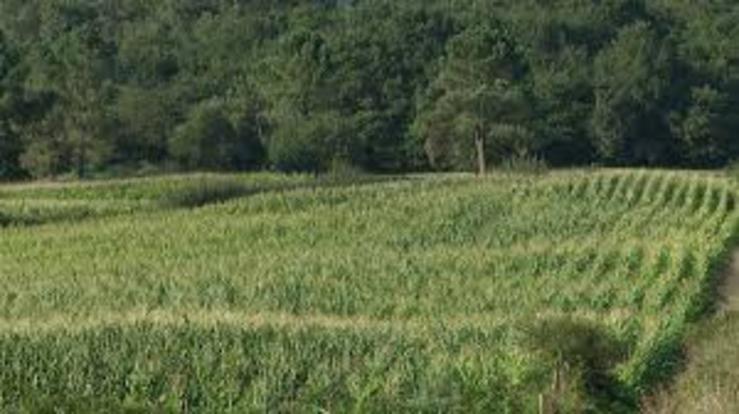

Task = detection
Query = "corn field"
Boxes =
[0,170,736,412]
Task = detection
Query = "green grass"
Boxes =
[643,312,739,413]
[0,170,736,412]
[0,173,312,227]
[0,173,392,227]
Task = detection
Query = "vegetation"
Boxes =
[2,0,739,411]
[0,170,736,411]
[644,312,739,413]
[0,173,313,226]
[1,1,739,179]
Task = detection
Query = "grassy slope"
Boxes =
[644,312,739,413]
[644,247,739,413]
[0,170,736,412]
[0,173,322,227]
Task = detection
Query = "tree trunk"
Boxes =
[475,128,486,176]
[77,130,87,179]
[77,150,85,179]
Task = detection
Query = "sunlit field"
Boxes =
[0,170,736,412]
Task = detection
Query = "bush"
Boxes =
[498,154,549,174]
[19,140,61,178]
[0,127,25,179]
[169,101,264,171]
[268,111,354,173]
[326,157,364,179]
[160,178,254,209]
[725,159,739,181]
[525,317,630,411]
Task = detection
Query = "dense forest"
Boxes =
[0,0,737,179]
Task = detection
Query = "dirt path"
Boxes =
[718,249,739,311]
[643,248,739,413]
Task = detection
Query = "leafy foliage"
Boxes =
[0,0,738,178]
[414,19,531,171]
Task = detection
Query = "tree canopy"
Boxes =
[0,0,737,179]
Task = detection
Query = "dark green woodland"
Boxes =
[0,0,737,179]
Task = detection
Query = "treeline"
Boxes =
[0,0,738,179]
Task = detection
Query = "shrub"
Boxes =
[170,101,264,171]
[498,154,549,174]
[268,111,354,173]
[160,178,254,209]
